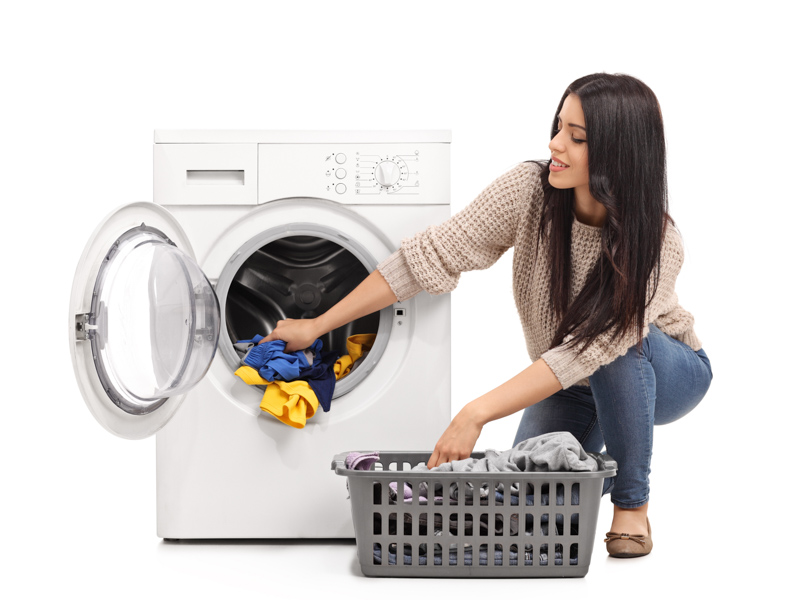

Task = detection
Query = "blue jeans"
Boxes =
[513,324,713,508]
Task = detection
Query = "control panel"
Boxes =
[322,150,419,196]
[259,143,448,205]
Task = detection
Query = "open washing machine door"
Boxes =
[69,202,220,440]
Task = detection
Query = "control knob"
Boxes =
[375,160,401,188]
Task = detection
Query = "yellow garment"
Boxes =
[260,380,320,429]
[333,355,353,380]
[334,333,376,380]
[234,332,376,428]
[234,366,270,385]
[234,366,318,429]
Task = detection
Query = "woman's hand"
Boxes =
[427,403,484,469]
[259,318,321,352]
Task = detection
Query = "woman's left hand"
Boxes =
[427,403,484,469]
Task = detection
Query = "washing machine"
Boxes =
[69,130,451,538]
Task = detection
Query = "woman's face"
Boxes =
[548,93,590,193]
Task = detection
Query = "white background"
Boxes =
[2,0,797,597]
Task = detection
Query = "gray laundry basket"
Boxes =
[332,451,616,578]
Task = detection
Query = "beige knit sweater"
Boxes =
[377,161,702,389]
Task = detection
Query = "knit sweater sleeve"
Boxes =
[540,224,688,389]
[377,162,537,302]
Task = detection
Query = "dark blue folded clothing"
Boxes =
[300,350,338,412]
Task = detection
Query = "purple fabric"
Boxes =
[389,481,414,501]
[345,451,380,471]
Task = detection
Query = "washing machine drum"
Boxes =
[225,234,378,357]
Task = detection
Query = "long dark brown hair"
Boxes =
[533,73,674,354]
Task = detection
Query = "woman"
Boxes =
[261,73,713,558]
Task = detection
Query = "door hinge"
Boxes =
[75,313,97,341]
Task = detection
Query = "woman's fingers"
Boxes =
[257,318,296,345]
[427,405,482,469]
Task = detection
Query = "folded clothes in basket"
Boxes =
[382,432,597,504]
[373,543,577,566]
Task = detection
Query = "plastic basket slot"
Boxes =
[479,543,488,566]
[495,482,504,505]
[571,482,580,505]
[404,512,412,536]
[480,482,489,505]
[419,512,428,536]
[556,483,565,505]
[541,513,549,536]
[374,543,382,565]
[373,512,381,535]
[556,513,564,535]
[555,543,564,566]
[511,512,519,536]
[525,513,534,536]
[372,482,381,505]
[571,512,579,535]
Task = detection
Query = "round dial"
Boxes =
[375,160,401,187]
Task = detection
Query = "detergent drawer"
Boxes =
[154,143,258,206]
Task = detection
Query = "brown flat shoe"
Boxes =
[604,517,653,558]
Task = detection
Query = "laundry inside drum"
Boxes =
[225,235,380,378]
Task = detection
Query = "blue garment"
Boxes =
[235,335,339,412]
[298,350,338,412]
[238,336,322,382]
[514,324,712,508]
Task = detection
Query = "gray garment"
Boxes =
[233,341,256,360]
[387,432,597,504]
[421,432,598,474]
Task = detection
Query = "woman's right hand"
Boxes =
[259,318,322,352]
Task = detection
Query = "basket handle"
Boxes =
[599,453,618,473]
[331,452,350,471]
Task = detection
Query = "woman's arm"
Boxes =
[260,269,398,352]
[426,358,562,468]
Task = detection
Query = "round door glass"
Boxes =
[89,226,220,415]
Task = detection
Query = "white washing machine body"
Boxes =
[69,130,451,539]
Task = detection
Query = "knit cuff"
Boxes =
[376,249,424,303]
[675,329,703,351]
[540,346,590,390]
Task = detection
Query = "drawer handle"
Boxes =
[186,170,245,185]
